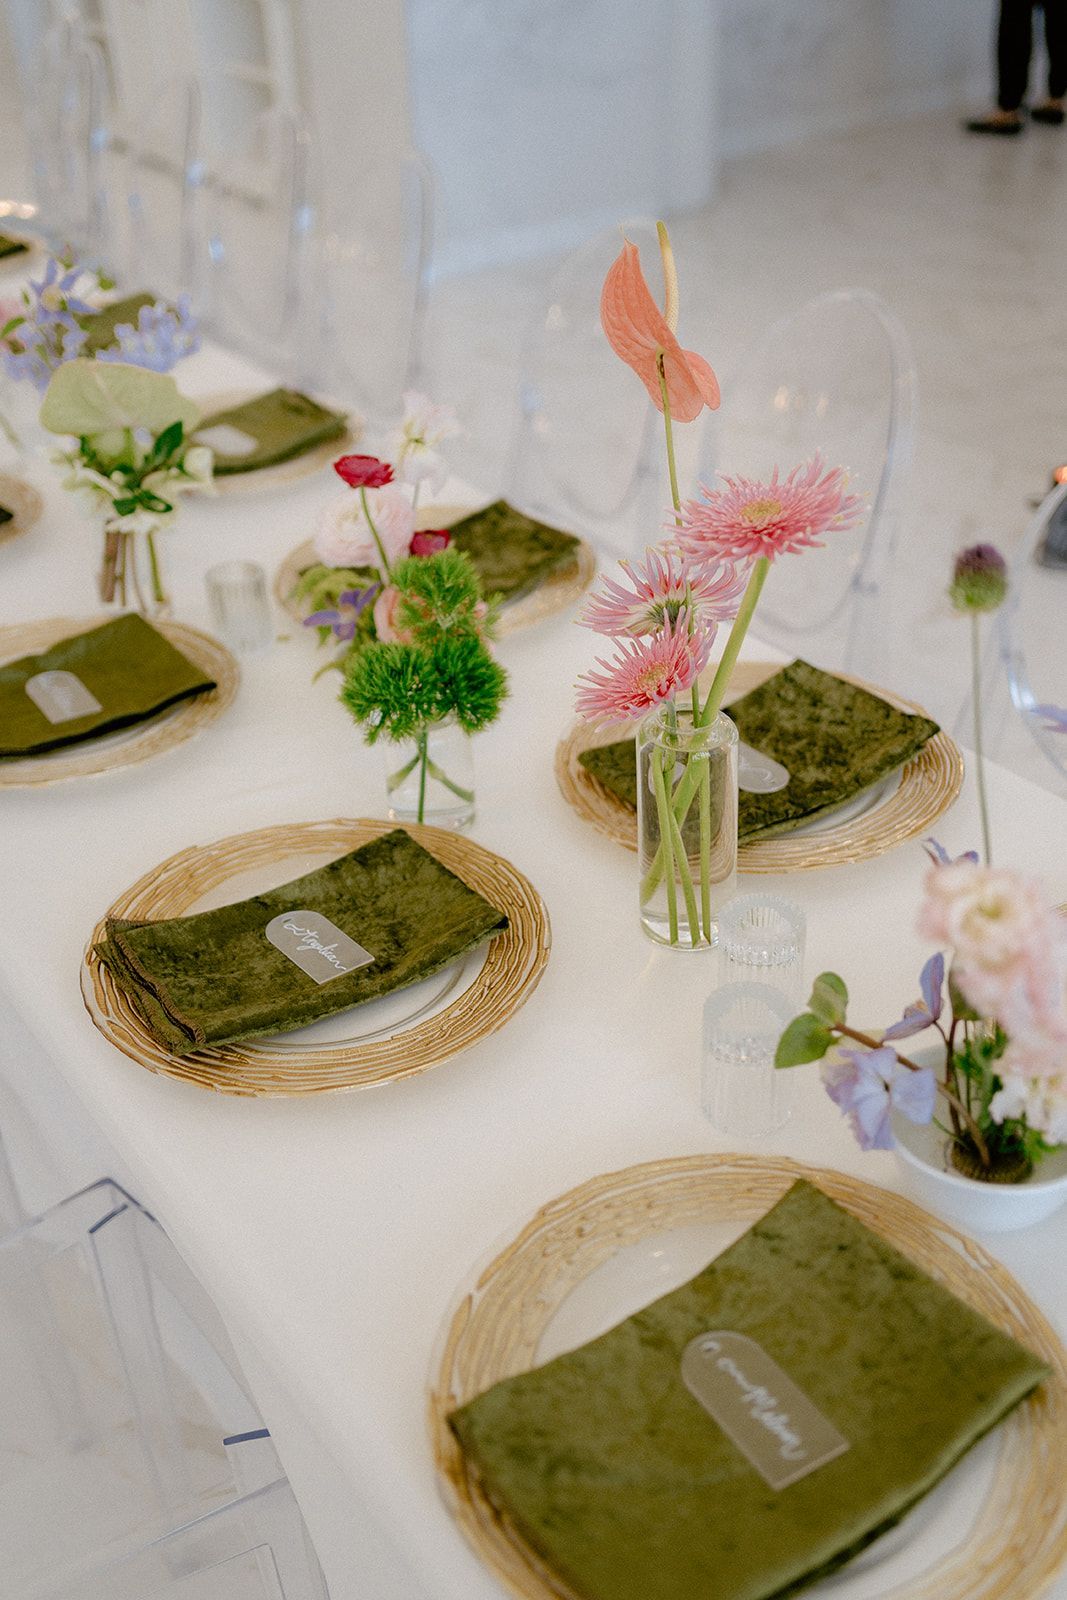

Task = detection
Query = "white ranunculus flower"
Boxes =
[313,484,416,570]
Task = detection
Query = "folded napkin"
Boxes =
[194,388,348,475]
[0,505,12,526]
[0,233,28,259]
[78,291,158,356]
[0,614,216,758]
[450,1180,1048,1600]
[578,660,940,840]
[95,828,509,1056]
[447,500,581,604]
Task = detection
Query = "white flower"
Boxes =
[991,1070,1067,1145]
[313,483,416,570]
[387,390,461,493]
[180,444,215,489]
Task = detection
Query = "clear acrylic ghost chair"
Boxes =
[0,1122,26,1236]
[29,19,113,266]
[0,1177,302,1593]
[699,289,917,680]
[203,99,317,377]
[122,76,206,301]
[507,219,667,557]
[309,148,435,424]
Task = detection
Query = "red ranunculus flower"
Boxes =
[409,528,451,556]
[333,454,394,488]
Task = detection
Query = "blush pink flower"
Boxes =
[313,484,416,570]
[601,240,720,422]
[575,616,713,724]
[372,584,413,643]
[579,545,747,638]
[676,454,863,566]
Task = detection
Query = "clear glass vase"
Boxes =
[98,521,172,617]
[636,704,738,949]
[384,716,475,830]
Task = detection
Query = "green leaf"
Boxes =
[40,360,201,438]
[808,971,848,1026]
[145,418,185,468]
[1,315,25,339]
[775,1013,835,1069]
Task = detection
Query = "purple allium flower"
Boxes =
[883,952,944,1040]
[821,1045,937,1151]
[304,584,380,642]
[95,294,200,373]
[949,543,1008,613]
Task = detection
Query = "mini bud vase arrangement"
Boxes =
[40,360,213,614]
[340,547,507,829]
[575,225,861,947]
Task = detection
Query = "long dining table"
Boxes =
[1,336,1066,1600]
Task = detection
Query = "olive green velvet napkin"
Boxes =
[0,233,28,260]
[578,660,940,840]
[95,828,509,1056]
[78,292,158,356]
[0,505,11,526]
[450,1180,1048,1600]
[194,388,348,475]
[447,500,581,604]
[0,614,216,758]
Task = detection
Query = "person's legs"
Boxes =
[1041,0,1067,97]
[997,0,1036,110]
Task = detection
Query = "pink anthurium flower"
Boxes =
[600,238,721,422]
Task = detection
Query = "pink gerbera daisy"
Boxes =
[676,454,863,566]
[579,545,748,638]
[575,616,713,724]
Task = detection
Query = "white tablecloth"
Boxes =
[2,341,1066,1600]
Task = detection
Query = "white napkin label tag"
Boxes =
[194,424,258,457]
[681,1331,849,1490]
[264,910,374,985]
[24,670,103,724]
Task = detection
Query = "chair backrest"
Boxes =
[700,288,916,676]
[995,482,1067,788]
[122,75,206,300]
[30,18,112,264]
[309,147,435,422]
[508,219,667,555]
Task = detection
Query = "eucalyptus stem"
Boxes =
[971,611,993,866]
[360,487,393,579]
[651,748,679,944]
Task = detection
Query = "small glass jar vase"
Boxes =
[636,704,738,949]
[384,716,475,830]
[99,519,171,617]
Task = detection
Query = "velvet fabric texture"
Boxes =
[0,614,216,758]
[0,505,11,526]
[0,233,28,259]
[578,660,940,840]
[447,500,581,603]
[78,292,158,356]
[95,829,509,1056]
[195,388,348,475]
[450,1181,1048,1600]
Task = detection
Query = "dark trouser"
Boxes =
[998,0,1067,109]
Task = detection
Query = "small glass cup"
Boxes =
[718,893,806,1002]
[702,981,796,1137]
[205,561,274,653]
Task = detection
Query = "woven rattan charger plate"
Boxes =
[431,1152,1067,1600]
[0,474,44,546]
[0,616,238,787]
[555,661,964,873]
[274,505,598,640]
[81,817,550,1096]
[192,388,359,497]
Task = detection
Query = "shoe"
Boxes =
[965,113,1024,135]
[1031,104,1065,125]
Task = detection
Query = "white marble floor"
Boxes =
[422,109,1067,797]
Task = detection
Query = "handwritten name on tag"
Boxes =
[24,670,103,724]
[681,1330,849,1490]
[193,424,258,457]
[264,910,375,985]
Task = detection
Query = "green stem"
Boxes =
[657,355,681,517]
[971,611,993,866]
[424,755,475,803]
[360,486,393,579]
[145,529,166,606]
[386,750,422,793]
[651,748,679,944]
[699,757,712,942]
[701,556,770,724]
[416,728,428,824]
[663,769,702,944]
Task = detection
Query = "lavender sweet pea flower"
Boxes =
[1033,704,1067,733]
[924,837,980,867]
[96,295,201,373]
[883,952,945,1041]
[822,1046,937,1152]
[303,584,380,642]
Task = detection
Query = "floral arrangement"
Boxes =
[295,391,462,676]
[40,360,213,610]
[775,841,1067,1181]
[340,546,506,823]
[1,256,199,392]
[574,224,860,946]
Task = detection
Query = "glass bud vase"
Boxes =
[98,520,171,617]
[636,704,738,949]
[384,716,475,830]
